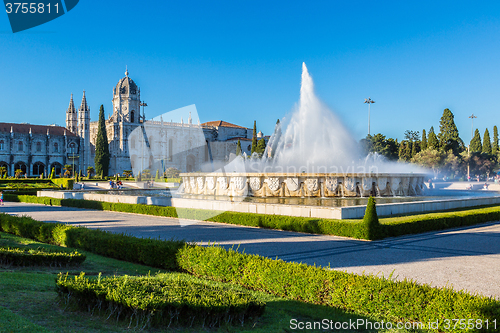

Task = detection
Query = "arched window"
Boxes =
[54,142,59,153]
[168,138,173,161]
[0,140,4,150]
[36,142,42,152]
[131,111,135,123]
[68,142,76,154]
[18,141,23,151]
[33,162,45,176]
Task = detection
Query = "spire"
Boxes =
[79,90,89,111]
[125,65,129,77]
[67,93,76,113]
[29,127,32,136]
[188,112,192,124]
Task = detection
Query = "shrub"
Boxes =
[56,272,265,329]
[0,246,85,267]
[51,178,74,190]
[177,244,500,332]
[362,196,383,240]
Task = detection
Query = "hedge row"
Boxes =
[11,195,500,241]
[56,272,265,329]
[176,244,500,333]
[1,213,499,332]
[0,213,184,271]
[0,246,85,267]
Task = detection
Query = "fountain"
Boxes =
[180,63,426,198]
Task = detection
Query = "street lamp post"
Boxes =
[139,102,148,177]
[468,114,477,181]
[364,98,375,136]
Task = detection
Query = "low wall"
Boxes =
[37,190,500,220]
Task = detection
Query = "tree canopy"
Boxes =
[470,128,482,153]
[438,108,461,155]
[483,128,492,155]
[94,105,110,177]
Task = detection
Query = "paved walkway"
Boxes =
[2,201,500,299]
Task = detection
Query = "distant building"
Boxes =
[1,70,261,177]
[0,122,80,177]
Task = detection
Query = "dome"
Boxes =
[115,70,138,95]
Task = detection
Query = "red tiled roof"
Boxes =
[201,120,248,129]
[226,137,252,141]
[0,122,77,136]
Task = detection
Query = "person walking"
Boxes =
[0,191,3,205]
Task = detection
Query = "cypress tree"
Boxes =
[363,197,382,240]
[256,138,267,157]
[94,105,110,177]
[483,128,492,155]
[470,129,482,153]
[493,126,499,155]
[428,126,439,150]
[251,120,257,154]
[421,129,427,151]
[438,108,461,155]
[50,167,55,179]
[236,139,242,156]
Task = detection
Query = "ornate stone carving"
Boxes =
[217,176,228,189]
[189,177,195,190]
[377,177,387,191]
[362,177,372,191]
[249,177,262,191]
[306,178,318,192]
[344,177,356,192]
[267,177,280,191]
[285,177,300,191]
[206,177,215,190]
[326,177,338,192]
[233,177,245,190]
[197,177,204,190]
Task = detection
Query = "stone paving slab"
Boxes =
[1,201,499,299]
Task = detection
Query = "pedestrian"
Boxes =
[0,191,3,205]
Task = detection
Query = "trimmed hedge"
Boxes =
[0,213,184,271]
[51,178,74,190]
[7,195,500,242]
[176,244,500,333]
[0,246,85,267]
[1,213,499,332]
[56,272,265,328]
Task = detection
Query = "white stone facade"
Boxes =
[68,70,257,176]
[0,123,80,177]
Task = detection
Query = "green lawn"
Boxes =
[0,232,418,333]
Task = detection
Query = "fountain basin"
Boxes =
[180,173,427,197]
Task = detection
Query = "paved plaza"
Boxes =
[2,201,500,299]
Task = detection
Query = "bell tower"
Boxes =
[112,68,141,123]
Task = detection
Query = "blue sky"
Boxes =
[1,1,500,143]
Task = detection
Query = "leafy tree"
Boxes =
[251,120,257,154]
[14,169,22,179]
[164,167,181,179]
[470,129,482,153]
[94,105,110,177]
[63,164,72,178]
[441,150,460,178]
[411,148,443,178]
[255,138,267,157]
[493,126,499,156]
[362,134,399,160]
[122,170,132,178]
[398,141,412,162]
[236,139,242,156]
[421,129,427,151]
[438,108,462,155]
[483,128,492,155]
[427,126,439,150]
[87,166,95,178]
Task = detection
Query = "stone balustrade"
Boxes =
[179,173,426,197]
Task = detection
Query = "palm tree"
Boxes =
[87,166,95,178]
[64,165,72,178]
